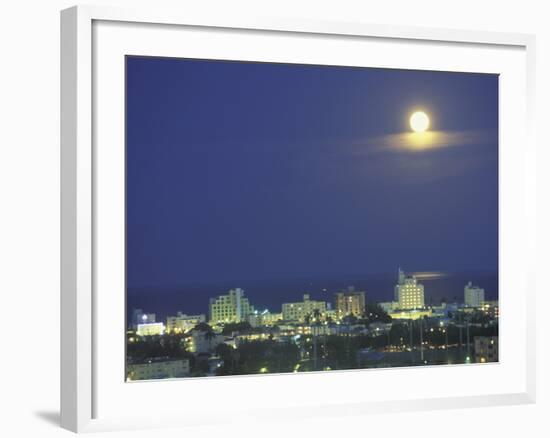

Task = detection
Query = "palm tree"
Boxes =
[194,322,213,332]
[312,308,322,323]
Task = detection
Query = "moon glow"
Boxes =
[410,111,430,133]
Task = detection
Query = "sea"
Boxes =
[127,270,498,321]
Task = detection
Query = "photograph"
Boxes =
[125,56,499,381]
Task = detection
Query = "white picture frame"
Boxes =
[61,4,536,433]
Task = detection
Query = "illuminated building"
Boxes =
[235,332,272,343]
[334,286,366,317]
[130,308,156,329]
[126,358,190,381]
[209,288,254,324]
[296,323,340,336]
[481,300,499,319]
[388,309,432,320]
[188,326,224,353]
[136,322,165,336]
[166,313,206,333]
[474,336,498,363]
[248,310,282,327]
[282,294,327,322]
[394,267,425,310]
[464,281,485,307]
[325,309,339,322]
[379,301,399,313]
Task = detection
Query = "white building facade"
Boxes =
[166,313,206,333]
[394,267,425,310]
[127,359,190,381]
[334,287,366,317]
[379,301,399,313]
[188,328,226,354]
[464,281,485,307]
[248,310,282,327]
[209,288,254,324]
[282,294,327,322]
[136,322,165,336]
[130,308,156,329]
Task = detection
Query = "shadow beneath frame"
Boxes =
[34,410,60,427]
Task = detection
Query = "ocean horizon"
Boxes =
[127,269,498,321]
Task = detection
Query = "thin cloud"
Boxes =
[315,128,497,186]
[411,271,451,280]
[358,129,495,154]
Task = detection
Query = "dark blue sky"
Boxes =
[126,56,498,313]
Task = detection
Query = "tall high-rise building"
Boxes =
[334,286,366,317]
[209,288,254,324]
[464,281,485,307]
[282,294,327,322]
[394,267,425,310]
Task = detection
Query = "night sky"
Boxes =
[126,56,498,315]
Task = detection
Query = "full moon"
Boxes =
[410,111,430,133]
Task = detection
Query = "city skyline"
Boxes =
[127,57,498,315]
[129,268,494,326]
[128,268,498,319]
[125,57,499,379]
[127,267,499,380]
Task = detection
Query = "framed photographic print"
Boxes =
[61,5,536,433]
